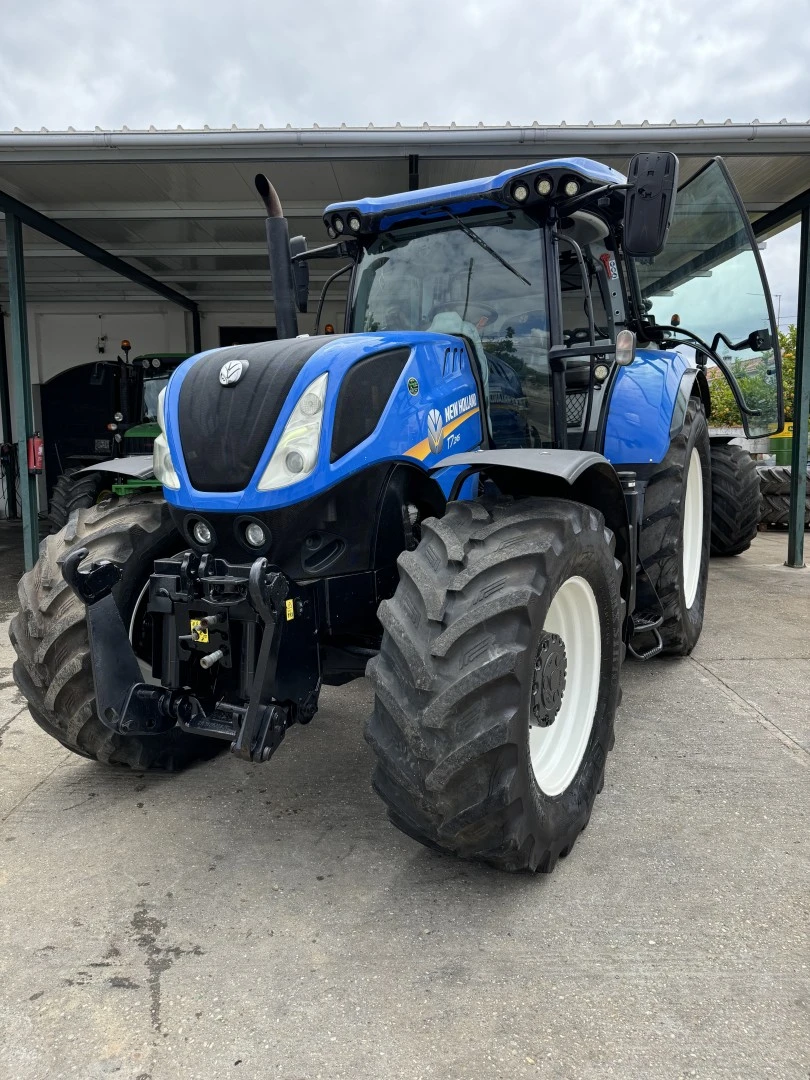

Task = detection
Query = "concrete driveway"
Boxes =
[0,528,808,1080]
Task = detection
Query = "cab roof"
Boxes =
[324,157,626,233]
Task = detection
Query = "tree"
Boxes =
[708,325,796,427]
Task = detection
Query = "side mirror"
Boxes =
[289,235,310,314]
[623,152,679,258]
[747,328,771,352]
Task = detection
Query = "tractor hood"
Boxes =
[160,332,484,514]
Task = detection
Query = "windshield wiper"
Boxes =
[442,208,531,287]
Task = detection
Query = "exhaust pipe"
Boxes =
[255,174,299,340]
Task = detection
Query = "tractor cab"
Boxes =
[325,153,782,454]
[121,353,190,453]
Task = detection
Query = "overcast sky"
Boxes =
[0,0,807,322]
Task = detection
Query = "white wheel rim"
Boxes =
[682,448,703,609]
[529,576,601,797]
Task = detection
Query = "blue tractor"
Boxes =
[11,153,782,872]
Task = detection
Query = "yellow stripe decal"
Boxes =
[405,407,480,461]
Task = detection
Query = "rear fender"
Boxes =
[603,348,698,467]
[435,449,631,602]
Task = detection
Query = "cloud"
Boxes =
[0,0,808,130]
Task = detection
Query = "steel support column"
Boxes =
[191,308,202,354]
[408,154,419,191]
[0,306,16,517]
[5,214,38,567]
[786,205,810,567]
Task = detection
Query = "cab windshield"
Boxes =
[350,210,553,446]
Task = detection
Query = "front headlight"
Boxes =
[257,373,328,491]
[152,387,181,490]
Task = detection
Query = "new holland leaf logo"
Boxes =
[427,409,444,455]
[219,359,247,386]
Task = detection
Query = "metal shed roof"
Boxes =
[1,122,808,306]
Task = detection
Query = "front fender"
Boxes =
[603,348,697,466]
[435,448,631,602]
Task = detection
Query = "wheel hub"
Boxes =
[531,632,567,728]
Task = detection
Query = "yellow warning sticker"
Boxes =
[285,599,295,621]
[190,618,208,643]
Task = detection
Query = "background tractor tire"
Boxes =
[758,464,810,528]
[10,493,224,771]
[366,497,623,874]
[709,443,760,556]
[639,398,711,655]
[48,468,112,534]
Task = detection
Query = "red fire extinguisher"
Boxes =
[27,432,44,475]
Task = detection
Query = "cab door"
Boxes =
[632,158,783,438]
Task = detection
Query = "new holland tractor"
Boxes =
[11,153,782,873]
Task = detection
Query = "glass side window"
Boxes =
[350,211,553,447]
[142,375,169,422]
[633,159,782,437]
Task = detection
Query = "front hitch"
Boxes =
[61,548,308,762]
[61,548,181,735]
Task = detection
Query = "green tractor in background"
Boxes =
[47,344,189,532]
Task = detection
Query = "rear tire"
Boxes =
[366,497,623,873]
[48,469,111,534]
[639,398,711,655]
[10,493,224,770]
[709,443,759,556]
[758,464,810,528]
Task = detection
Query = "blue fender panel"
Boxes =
[603,348,697,467]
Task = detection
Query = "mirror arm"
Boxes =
[291,240,360,263]
[655,325,761,417]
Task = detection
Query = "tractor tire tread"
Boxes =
[10,492,223,770]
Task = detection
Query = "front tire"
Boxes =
[639,398,711,655]
[10,493,225,770]
[366,497,623,873]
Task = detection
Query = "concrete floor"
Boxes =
[0,525,808,1080]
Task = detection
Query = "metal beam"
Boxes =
[752,184,810,239]
[1,123,810,163]
[1,204,327,220]
[786,204,810,568]
[0,306,16,518]
[5,214,38,567]
[0,187,199,313]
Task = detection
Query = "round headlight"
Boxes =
[594,363,610,382]
[245,522,266,548]
[563,179,581,198]
[327,225,337,239]
[299,393,322,417]
[332,215,345,234]
[151,358,161,368]
[192,519,213,546]
[535,176,553,197]
[142,358,150,369]
[113,411,124,422]
[347,214,361,233]
[286,450,305,474]
[512,182,530,203]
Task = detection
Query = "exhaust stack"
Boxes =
[255,174,299,340]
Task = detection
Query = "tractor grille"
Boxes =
[177,338,328,492]
[566,392,587,427]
